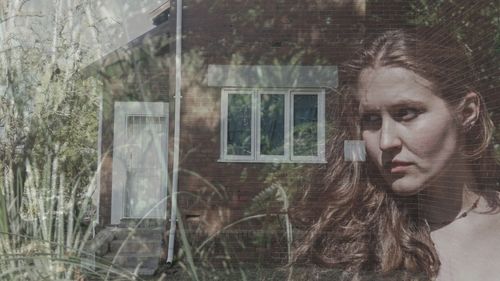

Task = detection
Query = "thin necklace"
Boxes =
[455,197,480,220]
[424,197,480,228]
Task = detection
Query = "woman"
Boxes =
[292,27,500,281]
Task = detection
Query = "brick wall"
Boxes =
[167,0,408,265]
[98,0,412,265]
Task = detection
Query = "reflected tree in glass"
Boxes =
[260,94,285,156]
[227,94,252,155]
[293,95,318,156]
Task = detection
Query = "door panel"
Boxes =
[111,102,168,224]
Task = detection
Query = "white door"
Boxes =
[111,102,169,224]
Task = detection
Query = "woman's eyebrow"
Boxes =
[388,99,426,109]
[359,99,426,114]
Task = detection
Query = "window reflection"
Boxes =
[293,95,318,156]
[227,94,252,155]
[260,94,285,156]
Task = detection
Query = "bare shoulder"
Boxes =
[432,211,500,281]
[471,210,500,248]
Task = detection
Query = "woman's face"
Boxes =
[358,66,462,195]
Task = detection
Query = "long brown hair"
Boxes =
[291,27,499,281]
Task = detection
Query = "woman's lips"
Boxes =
[388,161,413,173]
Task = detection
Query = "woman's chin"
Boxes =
[388,176,425,196]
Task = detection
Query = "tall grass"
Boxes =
[0,151,299,280]
[0,152,143,280]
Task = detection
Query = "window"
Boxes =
[220,88,325,163]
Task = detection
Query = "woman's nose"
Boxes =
[379,119,402,151]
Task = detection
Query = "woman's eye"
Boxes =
[394,108,421,121]
[361,114,381,128]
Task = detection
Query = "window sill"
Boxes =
[217,158,327,164]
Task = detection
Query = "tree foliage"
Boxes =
[409,0,500,123]
[0,0,105,202]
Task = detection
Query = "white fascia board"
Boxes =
[207,65,338,89]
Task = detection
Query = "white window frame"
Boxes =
[290,90,326,163]
[257,90,290,162]
[220,88,326,163]
[220,89,256,162]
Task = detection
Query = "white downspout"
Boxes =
[167,0,182,266]
[95,90,103,235]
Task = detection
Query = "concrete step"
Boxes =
[110,239,162,254]
[124,266,156,276]
[103,253,159,269]
[95,226,164,276]
[109,227,164,240]
[92,260,155,278]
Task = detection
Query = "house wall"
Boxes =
[98,25,171,225]
[171,0,411,264]
[95,0,413,264]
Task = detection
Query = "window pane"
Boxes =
[293,95,318,156]
[260,94,285,155]
[227,94,252,155]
